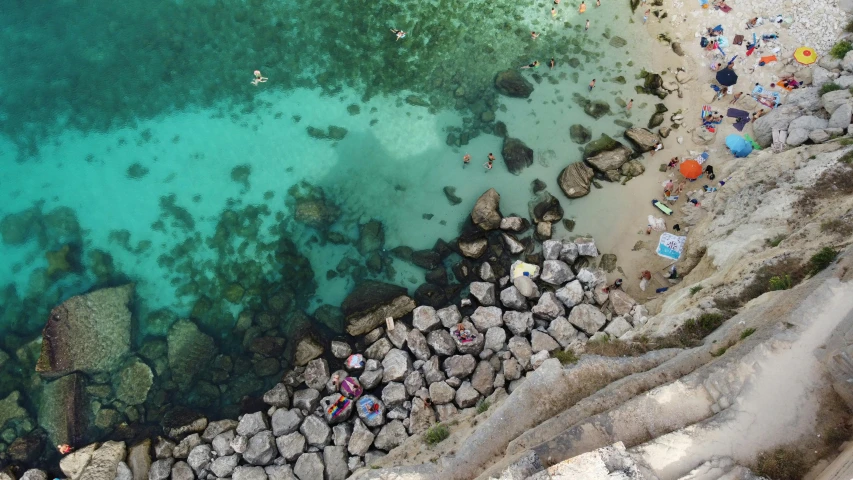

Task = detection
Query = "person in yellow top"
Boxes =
[579,1,586,12]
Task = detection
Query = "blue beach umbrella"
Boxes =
[716,68,738,86]
[725,134,753,157]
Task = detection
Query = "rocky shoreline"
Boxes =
[3,189,647,480]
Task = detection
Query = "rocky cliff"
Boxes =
[350,138,853,480]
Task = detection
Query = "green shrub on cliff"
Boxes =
[809,247,838,274]
[424,423,450,445]
[768,275,792,291]
[554,350,579,365]
[819,83,841,96]
[831,41,853,59]
[753,447,809,480]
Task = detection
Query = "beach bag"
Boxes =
[700,37,709,48]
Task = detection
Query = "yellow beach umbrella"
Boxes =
[794,46,817,65]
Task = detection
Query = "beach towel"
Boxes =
[759,55,777,65]
[702,105,713,119]
[727,108,750,131]
[717,36,729,48]
[733,34,744,45]
[719,4,732,12]
[744,133,761,149]
[695,151,710,164]
[656,233,687,260]
[726,108,749,119]
[648,215,667,232]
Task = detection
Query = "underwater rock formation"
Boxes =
[501,138,534,175]
[167,319,216,387]
[38,373,86,447]
[36,284,134,377]
[343,282,416,336]
[494,70,534,98]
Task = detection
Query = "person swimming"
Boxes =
[252,70,268,86]
[521,60,540,69]
[390,28,406,40]
[549,58,555,69]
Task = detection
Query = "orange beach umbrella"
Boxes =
[793,47,817,65]
[679,159,703,179]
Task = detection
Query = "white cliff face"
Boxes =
[636,141,853,337]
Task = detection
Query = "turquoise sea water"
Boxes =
[0,0,652,463]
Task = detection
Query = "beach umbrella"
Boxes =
[341,377,363,398]
[794,46,817,65]
[725,134,753,157]
[715,68,738,86]
[680,160,703,179]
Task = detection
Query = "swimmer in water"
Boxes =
[521,60,540,69]
[551,7,558,17]
[531,31,540,39]
[390,28,406,40]
[579,1,586,12]
[463,153,471,167]
[588,78,596,91]
[549,58,556,69]
[585,19,590,30]
[252,70,268,86]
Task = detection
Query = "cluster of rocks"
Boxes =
[10,187,650,480]
[33,236,645,480]
[754,56,853,148]
[558,129,658,199]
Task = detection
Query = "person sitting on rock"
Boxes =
[603,278,623,293]
[454,323,473,342]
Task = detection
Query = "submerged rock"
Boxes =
[37,284,134,377]
[167,319,216,386]
[501,137,534,175]
[570,124,592,144]
[39,373,86,448]
[443,186,462,205]
[115,358,153,406]
[584,101,612,119]
[494,70,534,98]
[343,281,416,336]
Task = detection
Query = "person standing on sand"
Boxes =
[651,141,663,155]
[579,1,587,12]
[585,19,590,31]
[626,99,633,111]
[730,92,743,104]
[463,154,471,167]
[588,79,596,91]
[643,9,650,23]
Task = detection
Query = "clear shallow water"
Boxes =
[0,0,652,461]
